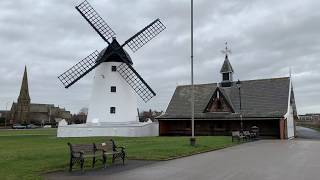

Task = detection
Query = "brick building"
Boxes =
[157,53,298,139]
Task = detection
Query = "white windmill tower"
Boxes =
[57,1,165,137]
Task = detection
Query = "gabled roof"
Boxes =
[204,87,235,113]
[97,38,133,65]
[220,55,234,73]
[158,77,291,119]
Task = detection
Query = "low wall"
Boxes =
[57,122,159,137]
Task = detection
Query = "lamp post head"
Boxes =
[236,79,241,89]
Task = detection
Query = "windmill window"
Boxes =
[111,66,117,72]
[111,86,116,92]
[110,107,116,114]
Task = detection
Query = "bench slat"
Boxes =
[69,143,95,153]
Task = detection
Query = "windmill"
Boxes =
[58,1,165,124]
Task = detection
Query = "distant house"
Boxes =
[0,110,9,126]
[0,111,9,118]
[299,114,320,122]
[8,66,71,126]
[157,53,298,139]
[139,109,163,122]
[70,112,87,124]
[298,114,320,126]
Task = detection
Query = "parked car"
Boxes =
[12,124,27,129]
[26,124,39,129]
[43,125,52,128]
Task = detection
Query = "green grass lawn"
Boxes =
[0,129,237,180]
[298,123,320,132]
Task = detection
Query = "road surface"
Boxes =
[296,126,320,139]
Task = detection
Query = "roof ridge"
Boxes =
[30,103,54,106]
[177,83,217,88]
[176,77,289,88]
[236,76,289,83]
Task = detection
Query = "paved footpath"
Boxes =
[46,139,320,180]
[296,126,320,139]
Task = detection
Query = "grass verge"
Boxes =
[0,128,238,180]
[298,123,320,132]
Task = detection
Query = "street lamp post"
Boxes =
[236,80,243,131]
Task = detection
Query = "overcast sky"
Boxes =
[0,0,319,114]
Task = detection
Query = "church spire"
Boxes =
[18,66,30,103]
[220,42,234,87]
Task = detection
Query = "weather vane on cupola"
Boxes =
[221,42,232,57]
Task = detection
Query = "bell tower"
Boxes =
[220,42,234,87]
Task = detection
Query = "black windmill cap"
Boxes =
[97,38,133,65]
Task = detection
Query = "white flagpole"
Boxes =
[190,0,196,146]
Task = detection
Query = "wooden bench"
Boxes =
[67,143,102,172]
[95,139,126,168]
[231,131,246,142]
[243,131,255,141]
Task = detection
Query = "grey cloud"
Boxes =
[0,0,319,114]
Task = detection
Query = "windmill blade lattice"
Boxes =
[76,0,116,43]
[123,19,166,52]
[117,63,156,102]
[58,50,100,88]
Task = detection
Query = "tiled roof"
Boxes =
[158,77,291,120]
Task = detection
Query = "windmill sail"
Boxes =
[76,0,116,43]
[60,1,165,99]
[58,50,100,88]
[122,19,166,52]
[117,63,156,102]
